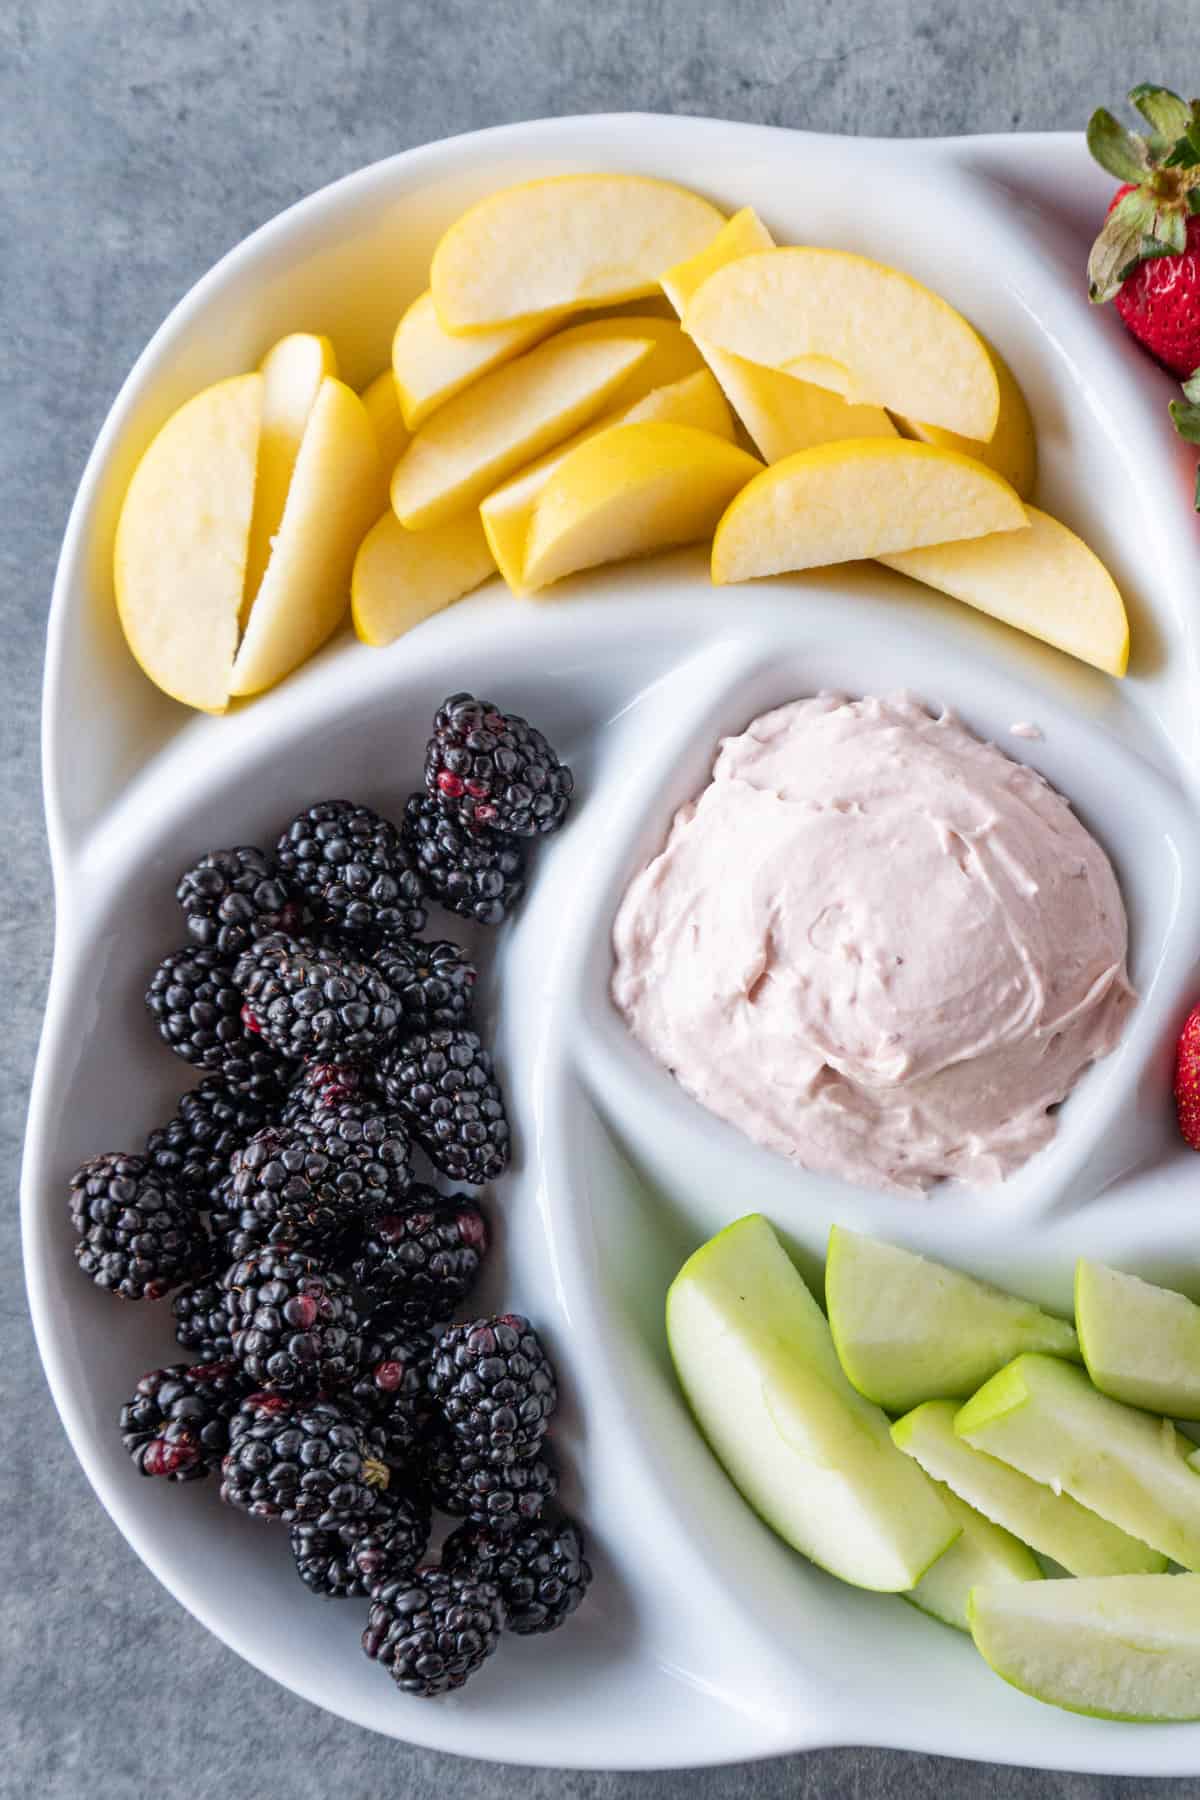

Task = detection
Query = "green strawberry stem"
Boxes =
[1086,86,1200,303]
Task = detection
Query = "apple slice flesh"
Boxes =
[1075,1260,1200,1419]
[524,421,761,593]
[907,1485,1041,1634]
[351,510,495,648]
[826,1227,1079,1415]
[711,439,1027,584]
[230,377,383,696]
[891,1400,1165,1576]
[667,1214,958,1592]
[662,210,897,459]
[242,333,337,625]
[392,289,563,430]
[970,1575,1200,1722]
[685,247,1000,439]
[113,372,262,714]
[431,174,724,331]
[956,1354,1200,1570]
[879,506,1129,676]
[390,326,654,530]
[359,369,411,471]
[892,339,1036,499]
[481,368,733,592]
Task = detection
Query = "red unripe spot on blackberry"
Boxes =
[285,1294,319,1329]
[145,1439,197,1477]
[485,712,506,732]
[464,779,490,799]
[472,803,498,825]
[457,1209,487,1251]
[437,771,465,799]
[374,1359,404,1392]
[241,1005,262,1034]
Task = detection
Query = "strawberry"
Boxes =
[1174,1002,1200,1150]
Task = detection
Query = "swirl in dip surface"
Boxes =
[610,693,1134,1193]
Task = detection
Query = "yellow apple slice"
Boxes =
[481,368,734,592]
[662,210,896,460]
[523,421,761,594]
[892,340,1037,500]
[685,248,1000,440]
[711,439,1027,584]
[229,377,382,695]
[114,373,262,714]
[360,369,411,471]
[879,505,1128,675]
[430,174,724,331]
[555,316,705,402]
[351,510,495,648]
[242,333,337,624]
[392,290,563,430]
[390,325,654,529]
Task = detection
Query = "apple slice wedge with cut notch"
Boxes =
[392,289,565,430]
[891,338,1037,499]
[242,332,337,625]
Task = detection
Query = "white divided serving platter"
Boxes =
[24,115,1200,1773]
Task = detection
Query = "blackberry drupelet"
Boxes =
[144,1075,280,1200]
[350,1314,434,1464]
[442,1514,591,1635]
[209,1127,360,1259]
[426,1430,558,1532]
[233,933,401,1064]
[176,845,308,957]
[377,1029,509,1185]
[424,691,574,838]
[68,1152,201,1300]
[119,1360,245,1481]
[290,1482,431,1598]
[402,794,526,927]
[371,936,478,1032]
[281,1061,368,1124]
[275,800,426,941]
[362,1566,503,1697]
[145,945,285,1098]
[350,1186,488,1326]
[428,1315,556,1466]
[223,1246,361,1398]
[172,1277,235,1362]
[220,1393,389,1526]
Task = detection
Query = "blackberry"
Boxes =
[220,1393,389,1526]
[377,1029,509,1185]
[222,1247,361,1398]
[68,1152,201,1300]
[281,1061,368,1125]
[288,1101,412,1212]
[275,800,426,941]
[350,1315,434,1465]
[402,794,526,927]
[172,1277,235,1362]
[119,1361,245,1481]
[428,1315,556,1466]
[176,845,307,957]
[371,936,478,1032]
[144,1075,280,1200]
[425,691,573,838]
[443,1514,591,1635]
[427,1431,558,1532]
[350,1186,488,1327]
[145,945,285,1098]
[290,1482,431,1598]
[362,1566,503,1698]
[233,934,401,1064]
[210,1126,362,1260]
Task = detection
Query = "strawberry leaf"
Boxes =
[1183,368,1200,404]
[1151,207,1190,255]
[1086,108,1151,183]
[1170,399,1200,445]
[1087,187,1160,300]
[1129,84,1193,145]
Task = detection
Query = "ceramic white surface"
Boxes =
[25,115,1200,1772]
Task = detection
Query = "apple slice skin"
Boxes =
[711,438,1028,583]
[684,247,1000,440]
[956,1355,1200,1571]
[351,509,495,648]
[431,174,725,331]
[667,1214,958,1593]
[392,289,565,429]
[826,1226,1080,1415]
[114,371,263,715]
[906,1485,1040,1634]
[969,1576,1200,1723]
[360,369,411,472]
[1075,1260,1200,1420]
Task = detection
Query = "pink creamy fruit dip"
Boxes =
[611,692,1134,1194]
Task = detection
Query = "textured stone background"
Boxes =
[4,1,1197,1793]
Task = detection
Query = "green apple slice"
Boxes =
[969,1575,1200,1722]
[1076,1260,1200,1420]
[826,1227,1079,1413]
[957,1355,1200,1569]
[907,1485,1041,1633]
[891,1400,1163,1575]
[667,1214,958,1591]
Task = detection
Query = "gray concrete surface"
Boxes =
[3,1,1197,1793]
